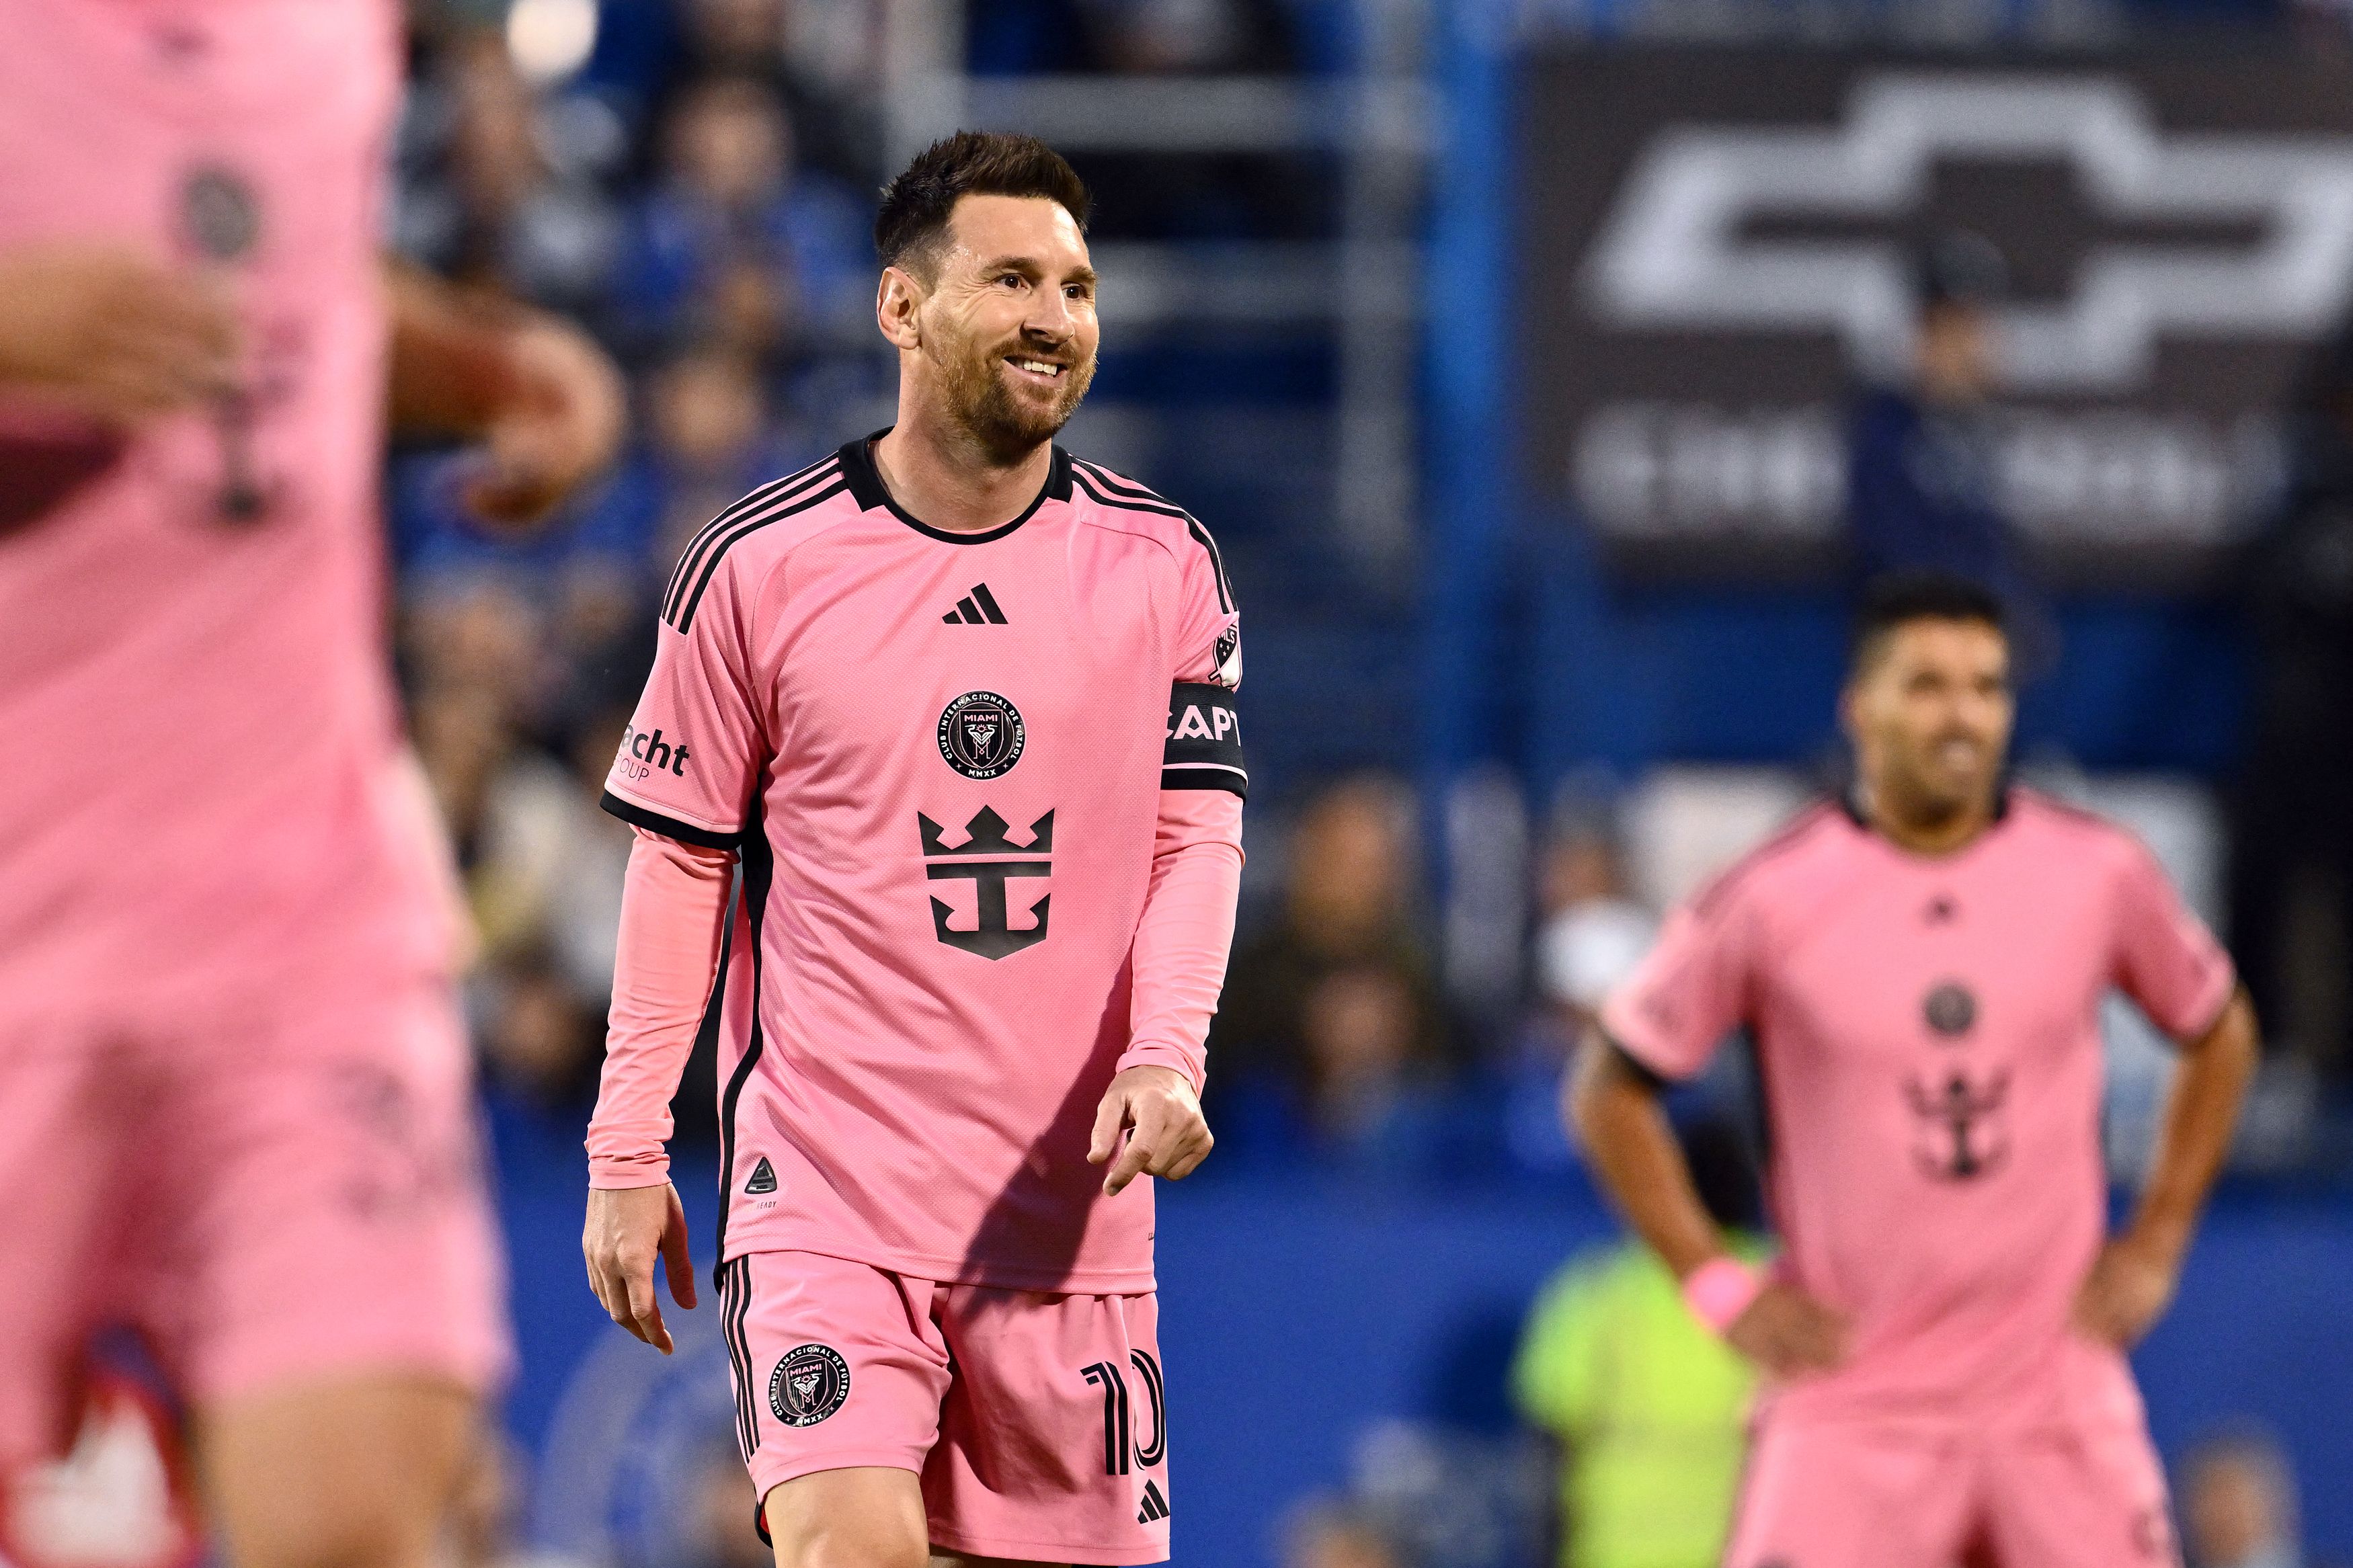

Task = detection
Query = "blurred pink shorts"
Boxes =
[1724,1353,2176,1568]
[0,977,510,1467]
[720,1248,1172,1565]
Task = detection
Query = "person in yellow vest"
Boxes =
[1513,1115,1764,1568]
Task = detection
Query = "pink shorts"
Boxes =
[719,1248,1171,1565]
[0,977,510,1468]
[1726,1364,2177,1568]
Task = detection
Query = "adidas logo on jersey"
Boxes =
[1137,1480,1170,1524]
[942,584,1008,625]
[744,1157,778,1194]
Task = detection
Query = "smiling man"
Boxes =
[1571,573,2257,1568]
[580,133,1246,1568]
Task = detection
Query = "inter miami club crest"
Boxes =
[1923,981,1977,1038]
[769,1343,850,1427]
[937,690,1025,780]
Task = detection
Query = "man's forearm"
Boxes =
[2128,988,2258,1260]
[1566,1040,1726,1279]
[587,829,736,1188]
[1120,790,1242,1092]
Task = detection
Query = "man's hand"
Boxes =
[2071,1229,2180,1348]
[1087,1065,1213,1196]
[463,313,625,526]
[582,1182,699,1354]
[1724,1282,1851,1379]
[0,245,239,423]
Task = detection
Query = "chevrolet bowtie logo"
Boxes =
[1585,73,2353,393]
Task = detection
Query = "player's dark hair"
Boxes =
[1848,572,2007,678]
[874,132,1090,282]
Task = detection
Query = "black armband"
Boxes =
[1162,682,1246,798]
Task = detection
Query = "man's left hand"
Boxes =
[1088,1065,1213,1196]
[465,313,625,526]
[2071,1229,2181,1348]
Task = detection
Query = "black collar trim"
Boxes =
[1839,781,2014,832]
[837,428,1072,544]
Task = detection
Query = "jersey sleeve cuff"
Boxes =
[588,1152,674,1189]
[1115,1040,1207,1096]
[1595,1001,1694,1086]
[600,789,744,851]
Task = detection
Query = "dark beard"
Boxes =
[934,336,1096,464]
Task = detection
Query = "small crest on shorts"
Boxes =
[770,1343,850,1427]
[744,1156,777,1194]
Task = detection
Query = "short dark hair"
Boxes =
[1849,571,2007,677]
[873,132,1090,281]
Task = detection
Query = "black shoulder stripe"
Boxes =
[1070,470,1236,614]
[668,455,838,597]
[1185,517,1234,614]
[1071,467,1186,520]
[1689,800,1839,920]
[668,479,848,633]
[662,458,840,625]
[1074,458,1172,506]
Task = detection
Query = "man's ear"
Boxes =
[876,265,924,352]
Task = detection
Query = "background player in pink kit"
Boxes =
[0,1,623,1565]
[580,133,1244,1568]
[1572,575,2260,1568]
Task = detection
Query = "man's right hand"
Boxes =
[1724,1282,1850,1379]
[0,245,240,423]
[583,1182,699,1355]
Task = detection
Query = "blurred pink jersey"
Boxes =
[1602,790,2234,1422]
[0,0,461,1020]
[600,436,1245,1293]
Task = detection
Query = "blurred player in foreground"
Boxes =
[1574,573,2258,1568]
[580,132,1244,1568]
[0,3,623,1565]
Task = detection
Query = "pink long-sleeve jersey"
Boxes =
[1603,790,2235,1423]
[590,436,1246,1294]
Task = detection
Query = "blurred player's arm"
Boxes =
[1570,1039,1845,1378]
[2074,987,2258,1347]
[384,257,623,525]
[580,827,734,1354]
[0,243,239,420]
[1092,786,1242,1196]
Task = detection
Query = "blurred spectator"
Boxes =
[479,948,602,1107]
[1283,1499,1413,1568]
[582,338,828,593]
[1535,820,1656,1034]
[1213,777,1453,1152]
[2231,321,2353,1096]
[644,0,878,186]
[612,75,871,358]
[1511,1118,1762,1568]
[394,31,623,317]
[1845,232,2051,670]
[2180,1429,2331,1568]
[1507,811,1657,1173]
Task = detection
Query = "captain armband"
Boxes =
[1162,682,1246,799]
